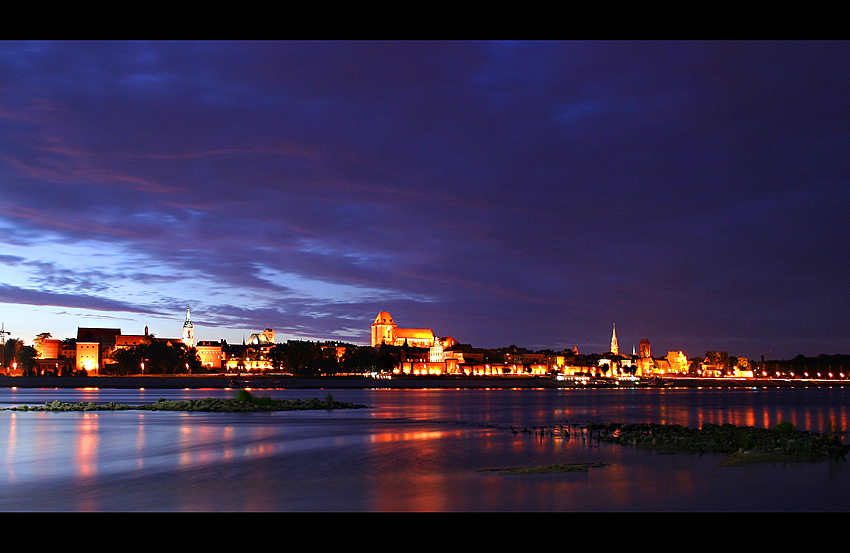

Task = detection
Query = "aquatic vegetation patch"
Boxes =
[5,393,368,413]
[587,421,849,464]
[481,462,608,474]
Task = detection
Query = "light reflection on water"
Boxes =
[0,386,849,511]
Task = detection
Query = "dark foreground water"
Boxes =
[1,385,849,511]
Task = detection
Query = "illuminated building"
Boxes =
[730,365,754,378]
[76,341,99,373]
[32,337,75,375]
[399,359,458,376]
[75,328,121,373]
[635,338,655,376]
[429,339,445,362]
[504,350,546,365]
[371,311,436,348]
[666,351,690,374]
[246,328,275,346]
[76,329,111,373]
[699,356,753,378]
[35,338,61,359]
[223,330,277,372]
[196,340,223,369]
[631,335,692,377]
[699,358,723,377]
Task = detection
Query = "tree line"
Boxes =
[108,339,398,376]
[265,341,396,376]
[108,336,203,375]
[2,338,38,375]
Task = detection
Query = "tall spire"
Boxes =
[610,323,619,355]
[182,306,194,348]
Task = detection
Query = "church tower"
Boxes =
[371,311,397,347]
[182,306,194,348]
[610,323,619,355]
[639,338,651,358]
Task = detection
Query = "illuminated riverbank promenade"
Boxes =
[2,373,849,390]
[2,310,847,385]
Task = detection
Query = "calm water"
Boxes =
[1,385,849,511]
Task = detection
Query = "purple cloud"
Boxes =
[0,41,849,359]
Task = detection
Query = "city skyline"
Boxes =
[2,41,849,360]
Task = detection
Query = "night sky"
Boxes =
[1,40,849,361]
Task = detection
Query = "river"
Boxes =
[1,385,848,511]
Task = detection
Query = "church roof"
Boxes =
[373,311,395,325]
[395,328,434,338]
[76,327,121,346]
[115,335,147,346]
[246,332,273,345]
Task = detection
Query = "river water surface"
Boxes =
[1,385,849,511]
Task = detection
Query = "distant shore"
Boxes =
[0,374,847,389]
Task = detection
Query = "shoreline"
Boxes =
[0,375,847,389]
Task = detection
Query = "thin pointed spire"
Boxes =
[611,323,619,355]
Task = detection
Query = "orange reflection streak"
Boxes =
[372,474,451,511]
[134,413,147,470]
[362,420,606,511]
[367,430,445,444]
[220,426,238,461]
[364,426,464,511]
[177,416,222,467]
[759,406,772,431]
[175,415,282,468]
[596,462,632,505]
[74,413,99,478]
[3,413,17,460]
